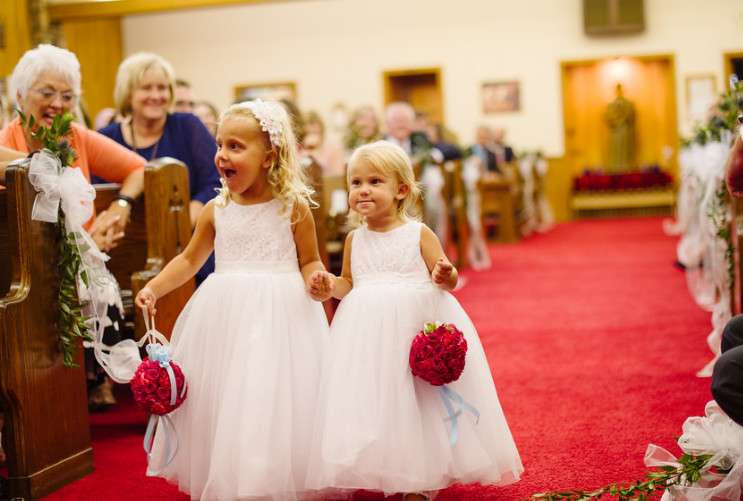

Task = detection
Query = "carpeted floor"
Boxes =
[42,216,714,501]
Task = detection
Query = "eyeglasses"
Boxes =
[29,88,78,105]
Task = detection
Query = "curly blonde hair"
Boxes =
[347,141,421,227]
[216,101,314,216]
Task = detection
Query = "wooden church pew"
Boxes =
[305,161,335,320]
[322,174,348,275]
[441,160,469,269]
[731,196,743,316]
[94,157,194,340]
[0,159,94,501]
[478,165,521,243]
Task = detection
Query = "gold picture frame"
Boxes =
[482,81,520,113]
[234,82,296,104]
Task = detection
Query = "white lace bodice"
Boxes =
[214,198,298,271]
[351,222,431,285]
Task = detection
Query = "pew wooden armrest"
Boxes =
[94,157,194,340]
[478,172,521,243]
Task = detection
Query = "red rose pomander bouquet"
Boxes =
[130,348,188,416]
[409,322,468,386]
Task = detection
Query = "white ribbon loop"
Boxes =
[28,149,95,227]
[28,148,123,382]
[645,401,743,501]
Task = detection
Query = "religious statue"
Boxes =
[605,84,636,173]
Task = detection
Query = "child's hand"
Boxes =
[135,287,158,316]
[432,258,454,286]
[307,270,336,301]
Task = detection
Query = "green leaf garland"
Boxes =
[18,110,94,368]
[526,452,715,501]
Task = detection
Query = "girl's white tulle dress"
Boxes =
[149,198,329,501]
[306,222,523,496]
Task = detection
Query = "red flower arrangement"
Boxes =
[130,357,187,416]
[409,322,468,386]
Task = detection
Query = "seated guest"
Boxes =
[99,52,221,286]
[385,101,445,236]
[492,126,515,168]
[0,44,147,411]
[194,100,218,138]
[278,97,307,147]
[344,105,383,153]
[427,121,462,161]
[304,111,346,175]
[712,133,743,426]
[99,52,221,229]
[93,107,123,131]
[173,78,196,114]
[384,101,443,164]
[469,125,501,174]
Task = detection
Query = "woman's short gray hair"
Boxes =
[11,44,82,101]
[113,52,176,117]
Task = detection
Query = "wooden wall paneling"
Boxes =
[0,0,33,77]
[49,0,287,22]
[544,156,571,222]
[62,17,123,123]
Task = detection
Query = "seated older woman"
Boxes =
[1,44,146,251]
[0,44,147,411]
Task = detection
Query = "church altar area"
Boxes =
[570,168,676,218]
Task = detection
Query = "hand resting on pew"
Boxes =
[87,171,144,252]
[0,145,28,185]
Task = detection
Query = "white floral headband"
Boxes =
[242,99,284,149]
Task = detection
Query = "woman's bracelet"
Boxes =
[113,194,136,212]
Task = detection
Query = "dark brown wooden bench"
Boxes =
[94,157,194,341]
[0,159,94,501]
[731,196,743,316]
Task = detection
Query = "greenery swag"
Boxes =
[527,451,718,501]
[18,110,94,368]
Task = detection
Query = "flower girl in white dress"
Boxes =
[307,141,523,500]
[135,100,330,501]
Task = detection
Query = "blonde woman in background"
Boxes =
[98,52,221,286]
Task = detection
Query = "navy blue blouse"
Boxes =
[99,113,221,205]
[99,113,220,285]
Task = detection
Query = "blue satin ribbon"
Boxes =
[143,413,179,475]
[141,343,187,475]
[146,343,187,405]
[438,385,480,446]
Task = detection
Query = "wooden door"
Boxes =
[384,68,443,123]
[724,52,743,86]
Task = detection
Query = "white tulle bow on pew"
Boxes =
[645,401,743,501]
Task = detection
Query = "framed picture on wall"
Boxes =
[686,75,717,120]
[482,81,520,113]
[234,82,297,104]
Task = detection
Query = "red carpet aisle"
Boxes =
[42,217,713,501]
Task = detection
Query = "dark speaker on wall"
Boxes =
[584,0,645,36]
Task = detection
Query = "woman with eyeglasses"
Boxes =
[1,44,146,250]
[0,44,147,412]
